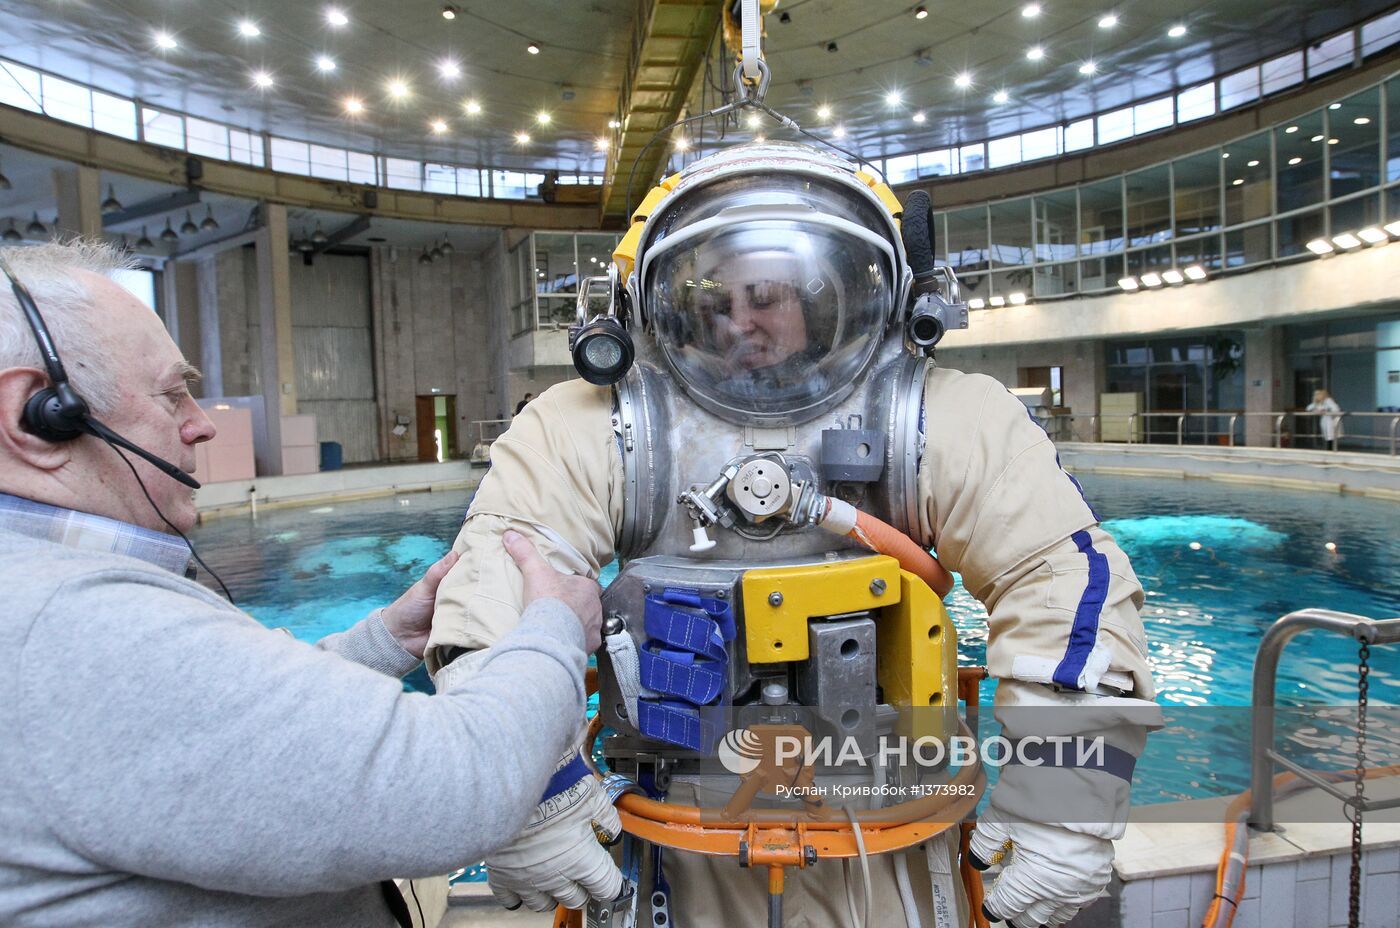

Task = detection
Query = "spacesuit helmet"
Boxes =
[631,142,912,425]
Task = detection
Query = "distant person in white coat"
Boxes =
[1307,388,1344,448]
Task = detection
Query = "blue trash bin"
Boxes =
[319,441,343,471]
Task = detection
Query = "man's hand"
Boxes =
[503,530,603,653]
[382,551,461,659]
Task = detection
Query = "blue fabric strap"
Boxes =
[1004,737,1137,783]
[640,646,726,704]
[1051,529,1109,690]
[538,752,591,803]
[644,597,728,661]
[637,699,717,752]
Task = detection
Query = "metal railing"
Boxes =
[1248,608,1400,832]
[1046,411,1400,455]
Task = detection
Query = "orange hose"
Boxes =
[849,508,954,597]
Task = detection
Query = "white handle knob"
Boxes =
[689,525,717,552]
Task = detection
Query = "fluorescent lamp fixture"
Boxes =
[154,31,177,50]
[746,112,762,128]
[954,72,972,88]
[1008,291,1028,304]
[1098,13,1118,28]
[1183,265,1207,280]
[343,96,364,114]
[1305,238,1334,254]
[527,42,541,54]
[912,111,926,124]
[252,71,274,88]
[993,90,1010,104]
[326,8,349,26]
[914,6,929,19]
[515,131,531,144]
[1161,269,1185,285]
[885,90,903,107]
[1079,61,1098,75]
[594,136,609,151]
[1357,227,1388,244]
[1167,23,1186,37]
[1026,45,1044,60]
[989,296,1006,307]
[1288,157,1302,165]
[1354,116,1371,125]
[439,60,461,79]
[1384,220,1400,237]
[1022,4,1041,17]
[1247,159,1259,167]
[316,55,336,72]
[238,20,261,37]
[816,104,832,121]
[967,298,986,309]
[1329,102,1341,110]
[536,111,551,125]
[430,119,448,134]
[463,99,481,114]
[1285,125,1298,133]
[387,79,410,99]
[1118,276,1140,291]
[1332,232,1361,250]
[832,125,846,138]
[1140,272,1163,287]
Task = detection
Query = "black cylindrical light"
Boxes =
[571,317,634,385]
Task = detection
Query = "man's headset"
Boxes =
[0,253,232,600]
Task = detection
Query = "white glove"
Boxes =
[485,749,625,912]
[968,811,1113,927]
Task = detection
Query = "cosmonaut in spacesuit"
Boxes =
[426,141,1161,928]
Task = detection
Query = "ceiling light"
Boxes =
[826,41,839,53]
[1357,227,1388,244]
[25,212,45,238]
[154,31,177,50]
[746,112,762,128]
[441,5,458,19]
[1008,291,1028,304]
[3,219,21,242]
[440,238,454,255]
[607,118,620,128]
[515,131,531,144]
[101,185,122,212]
[464,99,482,115]
[439,60,461,80]
[1384,220,1400,237]
[180,211,199,236]
[238,20,261,38]
[136,226,153,249]
[430,118,448,134]
[1078,61,1097,75]
[527,42,541,55]
[993,90,1009,104]
[914,5,929,19]
[1332,232,1361,249]
[832,125,846,138]
[988,296,1006,307]
[1329,102,1341,110]
[967,298,986,309]
[160,218,178,242]
[1022,4,1041,17]
[387,79,410,99]
[955,72,972,88]
[536,111,552,125]
[1288,156,1302,165]
[344,97,364,114]
[316,55,336,72]
[885,90,903,107]
[1140,272,1163,288]
[1246,159,1259,167]
[1285,125,1298,133]
[252,71,274,89]
[1118,276,1139,290]
[1306,238,1334,255]
[1232,178,1243,185]
[1354,116,1371,125]
[1167,24,1186,37]
[912,111,926,124]
[200,206,219,232]
[1311,134,1324,142]
[674,136,689,151]
[1221,152,1230,158]
[816,104,832,121]
[1098,13,1118,28]
[594,136,609,151]
[326,8,349,27]
[1026,46,1044,61]
[312,224,328,245]
[1161,269,1185,285]
[1327,138,1339,145]
[1183,265,1207,280]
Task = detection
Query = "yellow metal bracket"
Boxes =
[741,556,901,662]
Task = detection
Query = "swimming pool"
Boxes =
[189,474,1400,803]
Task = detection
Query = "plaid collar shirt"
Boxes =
[0,493,193,576]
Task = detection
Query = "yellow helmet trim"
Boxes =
[612,171,682,279]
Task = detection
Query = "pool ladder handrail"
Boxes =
[1249,607,1400,832]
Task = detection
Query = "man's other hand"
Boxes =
[504,530,603,653]
[382,551,461,659]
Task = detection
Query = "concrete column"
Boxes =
[255,203,295,474]
[195,257,224,398]
[1243,325,1285,447]
[51,166,103,239]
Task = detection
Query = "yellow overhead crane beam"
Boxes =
[599,0,725,226]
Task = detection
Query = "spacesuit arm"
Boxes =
[427,380,624,671]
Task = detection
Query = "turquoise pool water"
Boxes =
[189,475,1399,803]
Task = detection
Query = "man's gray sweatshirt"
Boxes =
[0,527,588,926]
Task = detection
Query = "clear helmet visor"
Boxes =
[643,218,894,419]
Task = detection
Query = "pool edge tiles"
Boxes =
[194,459,485,520]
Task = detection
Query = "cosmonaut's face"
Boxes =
[699,253,809,373]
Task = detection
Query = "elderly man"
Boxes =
[0,240,603,927]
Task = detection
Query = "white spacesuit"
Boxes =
[428,143,1160,928]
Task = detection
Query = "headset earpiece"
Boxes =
[22,386,86,442]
